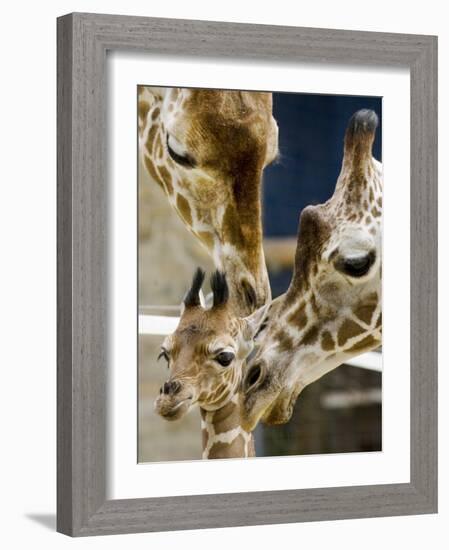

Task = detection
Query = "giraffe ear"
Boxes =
[243,303,270,340]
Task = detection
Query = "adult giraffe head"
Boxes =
[139,86,279,316]
[240,109,383,431]
[154,269,268,458]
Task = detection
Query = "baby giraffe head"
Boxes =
[241,109,383,431]
[154,268,268,422]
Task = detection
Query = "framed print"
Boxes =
[136,88,384,465]
[57,13,437,536]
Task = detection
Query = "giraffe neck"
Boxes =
[200,396,255,459]
[281,281,381,380]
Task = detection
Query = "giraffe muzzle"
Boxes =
[154,380,194,421]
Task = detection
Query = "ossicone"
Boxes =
[184,268,206,308]
[210,270,229,308]
[344,109,379,162]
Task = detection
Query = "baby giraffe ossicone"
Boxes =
[154,269,267,459]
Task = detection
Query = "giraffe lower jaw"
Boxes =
[170,398,193,411]
[262,385,305,426]
[261,400,294,425]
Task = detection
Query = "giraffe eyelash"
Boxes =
[166,134,196,168]
[157,349,170,363]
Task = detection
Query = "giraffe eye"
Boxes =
[166,135,196,168]
[337,251,376,278]
[215,351,235,367]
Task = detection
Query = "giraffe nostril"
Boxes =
[162,380,181,395]
[245,364,263,391]
[241,279,257,310]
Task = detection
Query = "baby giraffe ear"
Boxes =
[243,303,270,339]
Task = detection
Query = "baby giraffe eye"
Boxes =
[214,351,235,367]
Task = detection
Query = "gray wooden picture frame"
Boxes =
[57,12,438,537]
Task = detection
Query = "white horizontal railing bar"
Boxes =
[344,351,382,373]
[139,314,180,335]
[138,314,383,372]
[321,388,382,409]
[139,305,181,316]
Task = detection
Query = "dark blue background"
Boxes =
[263,93,382,237]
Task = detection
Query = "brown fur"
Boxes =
[347,334,380,353]
[287,302,308,330]
[143,155,163,189]
[208,435,246,459]
[300,325,320,347]
[321,330,335,351]
[337,319,366,347]
[275,329,294,353]
[158,165,174,195]
[353,293,378,325]
[176,194,193,225]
